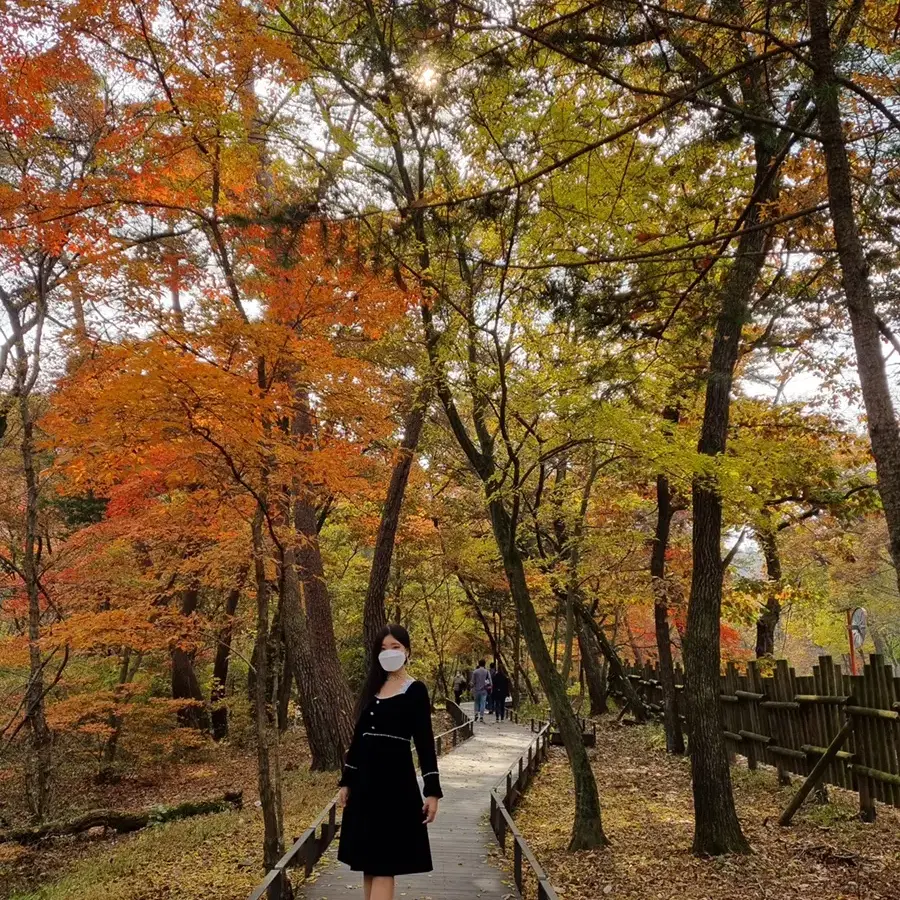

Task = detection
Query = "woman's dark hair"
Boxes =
[355,624,411,720]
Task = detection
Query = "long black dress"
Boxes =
[337,679,442,876]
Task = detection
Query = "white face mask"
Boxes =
[378,649,407,672]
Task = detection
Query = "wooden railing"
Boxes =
[247,795,339,900]
[489,722,560,900]
[439,698,475,753]
[246,698,476,899]
[621,652,900,821]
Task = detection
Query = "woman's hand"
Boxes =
[422,796,439,824]
[338,786,350,808]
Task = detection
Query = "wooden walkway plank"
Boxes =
[302,710,533,900]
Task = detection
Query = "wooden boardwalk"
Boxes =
[302,709,533,900]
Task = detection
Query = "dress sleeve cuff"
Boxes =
[338,763,358,788]
[422,771,443,799]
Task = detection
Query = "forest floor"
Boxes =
[0,728,334,900]
[0,711,455,900]
[511,721,900,900]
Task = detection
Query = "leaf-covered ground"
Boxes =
[0,730,335,900]
[0,711,454,900]
[512,722,900,900]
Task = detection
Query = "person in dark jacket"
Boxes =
[337,624,441,899]
[492,666,510,721]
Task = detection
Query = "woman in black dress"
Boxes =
[337,624,442,900]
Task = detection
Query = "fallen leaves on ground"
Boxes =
[512,721,900,900]
[0,731,335,900]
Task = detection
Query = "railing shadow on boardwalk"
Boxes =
[246,699,474,900]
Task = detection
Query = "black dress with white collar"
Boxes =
[337,679,442,876]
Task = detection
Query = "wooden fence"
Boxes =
[246,699,476,900]
[620,653,900,820]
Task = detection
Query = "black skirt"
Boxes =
[337,680,442,876]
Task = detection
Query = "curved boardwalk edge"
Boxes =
[489,717,560,900]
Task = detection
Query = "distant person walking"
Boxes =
[337,624,441,900]
[452,671,465,706]
[492,666,510,721]
[470,659,492,722]
[488,662,496,714]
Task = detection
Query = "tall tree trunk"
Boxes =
[807,0,900,600]
[489,500,608,850]
[421,588,450,699]
[652,470,685,754]
[171,586,209,731]
[460,578,506,664]
[625,615,644,666]
[250,509,285,898]
[363,386,430,658]
[279,546,347,769]
[552,605,560,666]
[511,615,521,707]
[516,658,539,704]
[19,389,52,822]
[755,526,782,659]
[277,647,293,734]
[684,146,777,856]
[211,580,243,742]
[560,574,576,684]
[291,390,354,761]
[575,597,648,721]
[576,607,608,716]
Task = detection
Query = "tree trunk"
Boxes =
[572,596,647,720]
[211,580,243,742]
[277,646,293,733]
[625,615,644,666]
[652,470,685,754]
[250,508,285,898]
[460,577,507,663]
[684,147,776,856]
[512,616,521,707]
[421,588,450,700]
[171,586,209,731]
[576,606,608,716]
[552,604,560,667]
[100,649,143,775]
[279,546,348,769]
[19,389,52,822]
[292,392,354,759]
[516,658,539,704]
[560,575,576,685]
[755,527,782,659]
[489,499,608,849]
[807,0,900,601]
[1,792,244,845]
[363,386,430,658]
